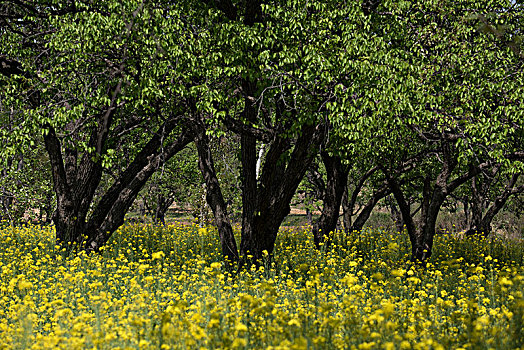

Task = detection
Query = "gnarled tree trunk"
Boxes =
[384,140,482,262]
[239,123,324,264]
[44,116,193,255]
[192,118,239,266]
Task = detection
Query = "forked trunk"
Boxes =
[467,173,522,237]
[239,123,323,266]
[383,137,485,262]
[45,119,193,255]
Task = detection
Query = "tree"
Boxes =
[192,0,344,264]
[306,152,392,248]
[465,169,523,236]
[329,0,523,261]
[0,1,201,253]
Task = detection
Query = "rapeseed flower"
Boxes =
[0,223,521,349]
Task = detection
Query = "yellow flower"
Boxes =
[383,342,395,350]
[391,269,406,277]
[17,279,33,291]
[138,339,150,348]
[358,342,377,350]
[372,272,384,281]
[235,322,248,332]
[499,277,513,286]
[231,338,247,348]
[152,251,165,260]
[162,323,176,338]
[144,276,154,283]
[400,340,411,349]
[287,318,301,327]
[381,301,395,317]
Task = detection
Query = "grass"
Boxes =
[0,222,522,349]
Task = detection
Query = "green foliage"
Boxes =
[0,145,53,224]
[1,0,200,166]
[327,0,523,173]
[1,0,522,259]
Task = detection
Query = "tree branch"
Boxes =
[222,115,274,142]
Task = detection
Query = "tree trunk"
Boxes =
[238,80,260,264]
[153,194,171,226]
[341,166,380,234]
[44,116,193,255]
[468,173,522,237]
[383,172,418,258]
[305,195,314,227]
[386,195,404,233]
[414,177,446,262]
[239,123,323,264]
[462,200,469,230]
[341,186,352,232]
[468,176,484,234]
[312,152,348,248]
[350,184,390,233]
[84,126,193,251]
[193,119,239,265]
[44,125,94,253]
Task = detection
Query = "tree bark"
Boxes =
[341,186,352,232]
[312,152,348,248]
[349,183,390,233]
[193,118,239,265]
[469,176,484,234]
[239,123,323,264]
[467,173,523,237]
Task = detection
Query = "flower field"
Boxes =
[0,223,522,350]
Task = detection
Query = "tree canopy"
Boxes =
[0,0,522,263]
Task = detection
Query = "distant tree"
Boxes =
[465,169,523,237]
[306,151,394,248]
[138,133,241,226]
[138,145,200,225]
[0,145,54,224]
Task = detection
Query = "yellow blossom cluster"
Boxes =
[0,223,522,349]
